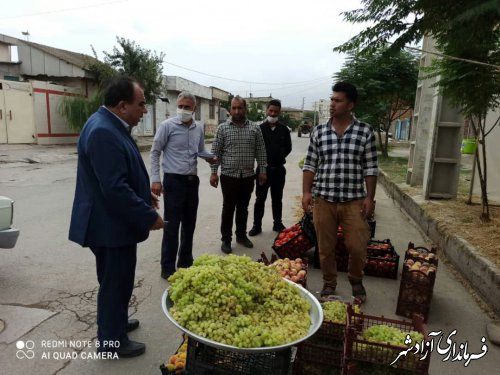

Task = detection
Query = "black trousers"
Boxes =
[90,245,137,348]
[161,174,199,274]
[220,174,255,242]
[253,166,286,228]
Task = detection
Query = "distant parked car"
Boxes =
[0,196,20,248]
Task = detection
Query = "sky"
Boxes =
[0,0,368,109]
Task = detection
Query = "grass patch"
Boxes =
[377,156,408,184]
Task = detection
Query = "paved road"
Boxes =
[0,136,497,374]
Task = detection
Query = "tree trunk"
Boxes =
[471,116,490,222]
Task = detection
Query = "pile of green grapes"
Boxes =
[361,325,424,346]
[322,301,360,324]
[168,254,311,348]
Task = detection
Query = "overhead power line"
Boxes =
[404,45,500,70]
[0,1,127,20]
[163,60,332,85]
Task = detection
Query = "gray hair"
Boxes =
[177,91,197,107]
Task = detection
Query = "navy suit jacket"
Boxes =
[69,107,158,248]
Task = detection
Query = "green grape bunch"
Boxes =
[322,301,360,324]
[362,324,424,347]
[167,254,312,348]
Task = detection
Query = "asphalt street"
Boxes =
[0,136,498,374]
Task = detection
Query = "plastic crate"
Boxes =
[317,319,345,341]
[272,229,313,259]
[343,360,415,375]
[367,239,395,257]
[396,267,436,323]
[296,340,343,367]
[343,306,430,375]
[186,338,292,375]
[336,239,399,279]
[159,335,187,374]
[293,359,343,375]
[396,243,439,322]
[404,243,439,266]
[364,250,399,279]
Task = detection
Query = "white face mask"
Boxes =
[177,108,193,122]
[266,116,279,124]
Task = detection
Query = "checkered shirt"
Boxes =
[211,119,267,178]
[303,118,378,202]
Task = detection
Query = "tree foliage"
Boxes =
[279,113,301,130]
[334,48,418,157]
[103,37,165,104]
[246,102,265,122]
[59,37,166,132]
[58,94,102,133]
[333,0,500,56]
[335,0,500,221]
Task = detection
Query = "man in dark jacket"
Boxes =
[249,99,292,235]
[69,76,164,358]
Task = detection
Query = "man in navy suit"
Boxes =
[69,76,164,358]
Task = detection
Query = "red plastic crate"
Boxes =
[343,306,430,375]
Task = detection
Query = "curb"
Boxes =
[378,170,500,316]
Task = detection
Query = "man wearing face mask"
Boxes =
[249,99,292,236]
[150,91,216,279]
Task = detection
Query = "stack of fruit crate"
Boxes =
[396,243,439,322]
[293,301,358,375]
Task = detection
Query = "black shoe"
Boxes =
[248,227,262,236]
[111,340,146,358]
[126,319,139,332]
[273,223,286,232]
[161,269,174,280]
[236,237,254,248]
[221,241,232,254]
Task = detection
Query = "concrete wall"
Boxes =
[473,108,500,203]
[0,42,10,61]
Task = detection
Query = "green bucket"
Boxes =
[461,138,477,155]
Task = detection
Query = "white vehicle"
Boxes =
[0,196,20,248]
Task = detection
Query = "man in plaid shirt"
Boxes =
[302,82,378,303]
[210,96,267,254]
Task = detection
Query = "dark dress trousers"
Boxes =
[69,107,158,347]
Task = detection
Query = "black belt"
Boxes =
[164,173,198,181]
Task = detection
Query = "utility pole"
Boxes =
[301,97,305,111]
[313,101,317,126]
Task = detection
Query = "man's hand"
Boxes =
[151,192,160,210]
[210,173,219,188]
[150,215,164,230]
[257,173,267,186]
[151,182,162,196]
[361,197,375,219]
[205,156,218,165]
[302,192,313,212]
